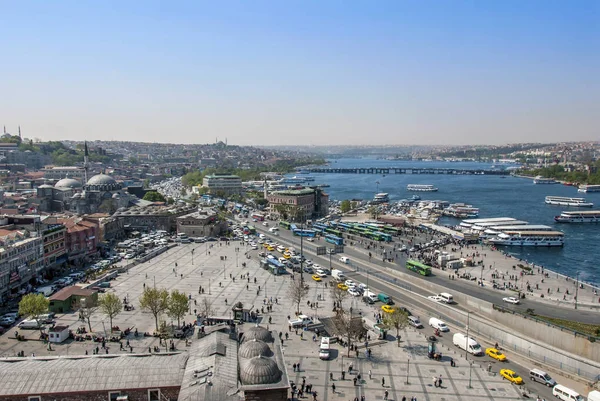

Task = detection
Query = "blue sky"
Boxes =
[0,1,598,145]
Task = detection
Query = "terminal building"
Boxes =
[176,208,227,238]
[267,188,329,221]
[202,174,242,195]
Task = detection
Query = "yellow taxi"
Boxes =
[337,283,348,291]
[263,243,270,248]
[500,369,523,384]
[486,348,507,361]
[381,305,395,313]
[283,253,291,259]
[312,275,322,282]
[267,246,275,251]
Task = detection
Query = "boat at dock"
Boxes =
[372,193,390,204]
[407,184,438,192]
[577,184,600,193]
[443,203,480,218]
[485,230,564,247]
[544,196,593,208]
[554,210,600,223]
[533,176,558,184]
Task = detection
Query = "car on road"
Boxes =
[307,237,314,242]
[315,270,327,278]
[344,280,356,287]
[262,222,269,226]
[312,275,322,282]
[427,295,444,303]
[381,305,395,313]
[348,288,361,297]
[486,348,507,361]
[288,315,313,327]
[337,283,348,291]
[503,297,520,304]
[500,369,523,384]
[303,266,314,274]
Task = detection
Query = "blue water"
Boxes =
[308,158,600,286]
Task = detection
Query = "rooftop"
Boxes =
[204,174,241,180]
[271,188,316,196]
[0,353,188,397]
[49,286,97,302]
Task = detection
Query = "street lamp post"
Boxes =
[191,248,195,265]
[406,355,411,384]
[223,260,226,279]
[468,360,473,389]
[209,278,211,295]
[465,311,470,360]
[575,271,580,310]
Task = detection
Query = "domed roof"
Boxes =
[242,325,274,343]
[38,184,54,189]
[87,174,117,186]
[55,178,82,189]
[239,339,272,359]
[239,356,282,385]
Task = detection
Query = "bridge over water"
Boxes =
[306,167,510,175]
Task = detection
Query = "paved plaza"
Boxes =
[0,240,524,400]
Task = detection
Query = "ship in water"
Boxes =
[485,230,564,247]
[577,184,600,193]
[533,175,558,184]
[407,184,438,192]
[443,203,480,218]
[544,196,593,208]
[555,210,600,223]
[372,193,390,204]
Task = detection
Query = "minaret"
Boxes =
[83,141,90,183]
[18,126,21,139]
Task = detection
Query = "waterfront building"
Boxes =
[176,208,227,237]
[267,188,329,221]
[0,229,44,303]
[202,174,243,195]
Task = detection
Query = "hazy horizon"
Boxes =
[1,2,598,146]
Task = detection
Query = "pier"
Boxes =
[306,167,511,175]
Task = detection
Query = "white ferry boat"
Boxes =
[544,196,593,208]
[407,184,438,192]
[486,230,564,247]
[577,184,600,193]
[444,203,479,218]
[555,210,600,223]
[372,193,390,204]
[281,176,307,184]
[533,176,557,184]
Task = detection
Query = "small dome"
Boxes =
[55,178,82,189]
[38,184,53,189]
[239,339,272,359]
[242,325,273,343]
[239,356,282,385]
[87,174,117,186]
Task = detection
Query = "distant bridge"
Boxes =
[305,167,511,175]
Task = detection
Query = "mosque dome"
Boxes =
[238,339,272,359]
[87,174,117,186]
[55,178,82,189]
[242,325,274,343]
[239,356,282,385]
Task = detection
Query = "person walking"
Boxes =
[438,374,443,388]
[384,389,389,400]
[433,376,438,387]
[382,377,385,387]
[369,369,372,379]
[331,383,336,393]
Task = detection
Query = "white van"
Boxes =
[18,319,41,329]
[552,384,584,401]
[452,333,483,356]
[319,337,331,360]
[408,316,423,328]
[428,317,449,332]
[276,245,285,253]
[365,291,378,303]
[438,293,454,304]
[339,256,350,264]
[529,368,556,387]
[588,390,600,401]
[331,269,346,281]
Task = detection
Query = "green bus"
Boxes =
[382,226,401,236]
[325,227,343,237]
[279,221,291,230]
[406,259,432,276]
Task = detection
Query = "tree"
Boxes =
[182,171,204,187]
[139,287,169,331]
[143,191,166,202]
[367,206,378,219]
[76,297,98,333]
[168,290,189,328]
[340,200,352,214]
[383,308,409,346]
[333,308,368,356]
[199,297,214,318]
[288,279,309,314]
[98,293,123,331]
[180,187,188,197]
[18,293,49,332]
[331,284,349,314]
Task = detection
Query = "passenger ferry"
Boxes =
[407,184,438,192]
[443,203,479,218]
[372,193,390,204]
[533,176,558,184]
[486,230,564,247]
[544,196,593,208]
[577,184,600,193]
[555,210,600,223]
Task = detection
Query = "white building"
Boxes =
[0,230,44,303]
[202,174,242,195]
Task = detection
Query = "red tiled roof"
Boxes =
[49,286,97,302]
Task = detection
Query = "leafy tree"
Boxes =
[76,297,98,333]
[333,308,367,356]
[139,287,169,331]
[180,187,187,197]
[18,293,49,332]
[182,171,204,187]
[383,308,409,346]
[98,293,123,331]
[143,191,166,202]
[168,290,189,328]
[367,206,378,219]
[288,279,309,314]
[199,297,214,318]
[340,200,352,214]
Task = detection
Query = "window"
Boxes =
[148,389,161,401]
[28,397,41,401]
[109,391,121,401]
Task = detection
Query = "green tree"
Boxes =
[139,287,169,331]
[181,171,204,187]
[383,308,409,346]
[18,293,49,332]
[143,191,166,202]
[98,293,123,331]
[367,206,378,219]
[180,187,188,197]
[340,200,352,214]
[167,290,189,328]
